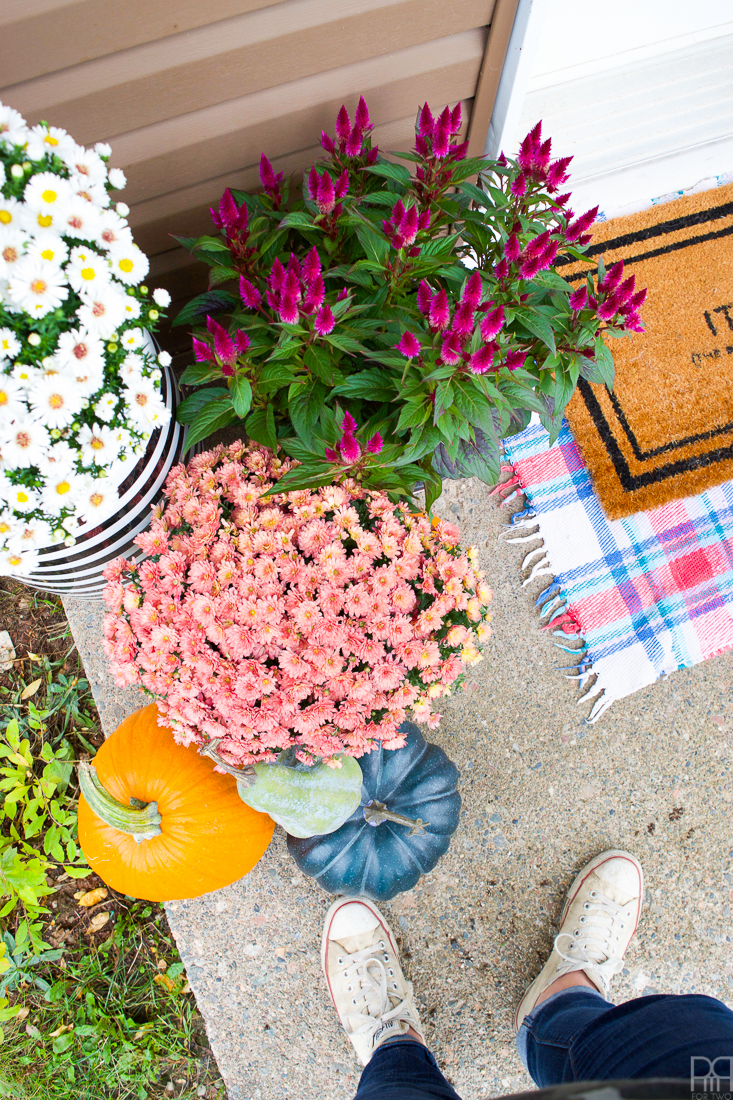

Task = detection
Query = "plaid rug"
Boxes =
[500,420,733,720]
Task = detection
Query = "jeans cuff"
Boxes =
[516,987,610,1070]
[375,1037,429,1055]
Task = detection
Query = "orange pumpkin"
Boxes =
[77,704,274,901]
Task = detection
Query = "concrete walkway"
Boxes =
[64,476,733,1100]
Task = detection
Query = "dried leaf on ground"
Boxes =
[153,973,176,993]
[87,911,110,931]
[0,630,16,671]
[20,677,42,700]
[77,887,108,907]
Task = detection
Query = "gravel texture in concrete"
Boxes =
[63,478,733,1100]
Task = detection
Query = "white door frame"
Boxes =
[484,0,552,159]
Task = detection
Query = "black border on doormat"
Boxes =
[559,199,733,495]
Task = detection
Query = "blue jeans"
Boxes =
[353,990,733,1100]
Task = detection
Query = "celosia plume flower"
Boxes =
[102,441,492,765]
[395,332,421,358]
[259,154,283,206]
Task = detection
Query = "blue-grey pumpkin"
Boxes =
[287,723,461,900]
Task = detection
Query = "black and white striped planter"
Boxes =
[20,361,186,599]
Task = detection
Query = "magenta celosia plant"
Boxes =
[101,441,492,766]
[173,101,645,506]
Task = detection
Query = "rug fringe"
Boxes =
[496,465,610,722]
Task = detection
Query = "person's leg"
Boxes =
[321,897,462,1100]
[354,1040,462,1100]
[515,850,733,1087]
[515,848,644,1085]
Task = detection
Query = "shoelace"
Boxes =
[337,941,413,1046]
[553,888,632,989]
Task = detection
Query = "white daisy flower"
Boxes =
[157,350,172,367]
[23,172,72,214]
[6,256,69,318]
[18,202,69,237]
[54,327,105,374]
[76,473,118,524]
[95,209,133,252]
[28,374,84,429]
[40,465,82,515]
[67,176,110,209]
[35,440,75,476]
[152,287,171,307]
[94,142,112,159]
[66,244,110,294]
[61,195,101,241]
[108,425,133,454]
[0,510,19,541]
[107,168,127,190]
[118,326,145,352]
[0,547,40,576]
[0,105,29,149]
[75,283,127,339]
[115,202,130,218]
[120,295,141,323]
[25,124,76,163]
[61,143,108,186]
[93,392,119,423]
[0,196,21,230]
[0,479,39,513]
[0,226,28,279]
[0,374,25,420]
[7,516,53,551]
[77,422,118,465]
[25,233,68,267]
[2,416,50,468]
[11,363,41,389]
[119,352,144,382]
[107,243,148,286]
[0,328,21,361]
[123,376,170,430]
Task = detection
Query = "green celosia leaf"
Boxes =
[288,379,327,446]
[514,307,557,355]
[257,363,299,392]
[278,211,317,231]
[182,398,237,452]
[172,290,238,328]
[245,406,277,452]
[178,363,222,385]
[594,339,616,389]
[230,375,253,418]
[331,369,395,401]
[362,162,412,185]
[176,387,229,425]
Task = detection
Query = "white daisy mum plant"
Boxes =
[0,102,173,576]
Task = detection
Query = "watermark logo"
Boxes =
[691,1056,733,1099]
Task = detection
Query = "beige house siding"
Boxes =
[1,0,519,342]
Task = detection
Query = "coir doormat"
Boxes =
[562,182,733,519]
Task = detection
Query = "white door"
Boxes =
[489,0,733,218]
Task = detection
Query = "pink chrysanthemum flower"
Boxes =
[102,441,491,766]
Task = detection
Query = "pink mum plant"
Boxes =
[102,442,492,767]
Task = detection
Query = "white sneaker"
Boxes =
[322,897,425,1067]
[515,849,644,1032]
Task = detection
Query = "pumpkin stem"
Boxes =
[363,799,429,837]
[199,741,257,788]
[78,762,163,842]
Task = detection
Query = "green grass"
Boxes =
[0,902,225,1100]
